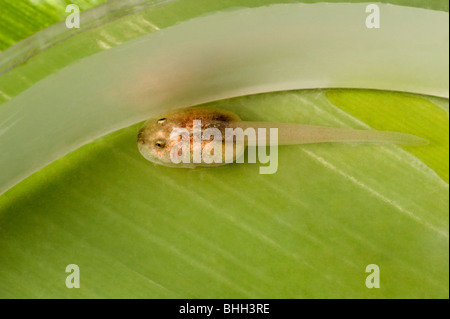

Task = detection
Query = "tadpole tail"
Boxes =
[232,122,429,146]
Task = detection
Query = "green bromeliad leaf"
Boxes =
[0,0,107,51]
[327,90,449,182]
[0,0,448,52]
[0,0,448,298]
[0,89,448,298]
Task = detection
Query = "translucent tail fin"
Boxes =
[235,122,429,146]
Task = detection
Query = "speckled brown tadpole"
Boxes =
[137,106,428,169]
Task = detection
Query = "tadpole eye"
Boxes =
[157,118,167,125]
[155,140,166,148]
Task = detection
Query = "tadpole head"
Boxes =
[137,118,173,166]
